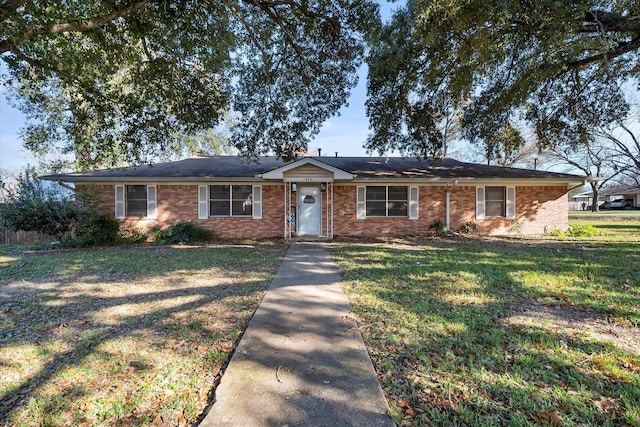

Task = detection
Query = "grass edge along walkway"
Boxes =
[332,237,640,426]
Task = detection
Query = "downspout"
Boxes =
[445,190,451,231]
[445,179,459,231]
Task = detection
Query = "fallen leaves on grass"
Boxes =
[397,398,416,417]
[334,240,640,426]
[532,410,563,426]
[0,244,287,426]
[594,396,620,415]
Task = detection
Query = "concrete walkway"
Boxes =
[201,242,394,426]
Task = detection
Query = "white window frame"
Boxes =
[476,187,485,220]
[409,186,419,220]
[114,184,156,219]
[356,186,366,220]
[115,185,125,220]
[252,185,262,219]
[200,184,262,219]
[506,186,516,219]
[198,185,208,220]
[146,185,157,219]
[357,185,410,219]
[476,186,515,220]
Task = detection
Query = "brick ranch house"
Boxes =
[42,156,585,239]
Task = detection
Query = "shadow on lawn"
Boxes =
[334,239,640,425]
[0,245,285,424]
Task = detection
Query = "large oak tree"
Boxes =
[1,0,376,169]
[366,0,640,159]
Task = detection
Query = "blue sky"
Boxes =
[0,2,402,172]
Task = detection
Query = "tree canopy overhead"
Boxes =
[366,0,640,160]
[1,0,377,169]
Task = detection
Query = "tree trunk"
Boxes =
[590,183,600,212]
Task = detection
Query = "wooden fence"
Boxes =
[0,228,56,245]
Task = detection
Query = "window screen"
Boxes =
[485,186,505,217]
[126,185,147,217]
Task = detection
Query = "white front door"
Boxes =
[298,186,321,236]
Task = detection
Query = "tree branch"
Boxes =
[0,0,153,54]
[582,11,640,34]
[248,0,339,33]
[245,0,322,72]
[0,0,27,20]
[567,35,640,68]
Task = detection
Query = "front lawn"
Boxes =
[0,243,287,426]
[333,237,640,426]
[568,219,640,241]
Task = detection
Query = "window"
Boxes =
[364,186,408,217]
[115,185,156,219]
[199,185,261,219]
[127,185,148,217]
[209,185,253,216]
[476,186,515,220]
[485,186,505,217]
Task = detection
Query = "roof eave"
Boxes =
[349,177,585,185]
[40,176,269,183]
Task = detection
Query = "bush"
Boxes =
[154,222,214,244]
[459,222,478,234]
[118,226,149,244]
[0,169,81,240]
[73,214,121,247]
[428,220,448,237]
[551,224,604,237]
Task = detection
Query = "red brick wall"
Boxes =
[333,184,568,237]
[79,183,285,239]
[79,182,568,238]
[446,185,568,235]
[332,185,449,237]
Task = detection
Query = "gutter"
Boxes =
[567,177,601,192]
[56,181,76,192]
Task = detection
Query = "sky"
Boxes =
[0,2,403,173]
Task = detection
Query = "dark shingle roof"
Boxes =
[576,184,640,197]
[41,156,584,182]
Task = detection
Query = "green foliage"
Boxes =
[1,0,378,168]
[458,222,478,234]
[366,0,638,159]
[180,128,235,157]
[483,124,526,166]
[552,224,605,237]
[0,169,81,240]
[117,226,149,245]
[428,220,448,237]
[154,222,214,245]
[510,219,523,234]
[72,214,121,247]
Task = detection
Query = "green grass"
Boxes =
[570,210,640,214]
[0,243,287,426]
[332,230,640,425]
[568,219,640,241]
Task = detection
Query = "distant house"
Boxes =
[42,156,585,238]
[572,185,640,210]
